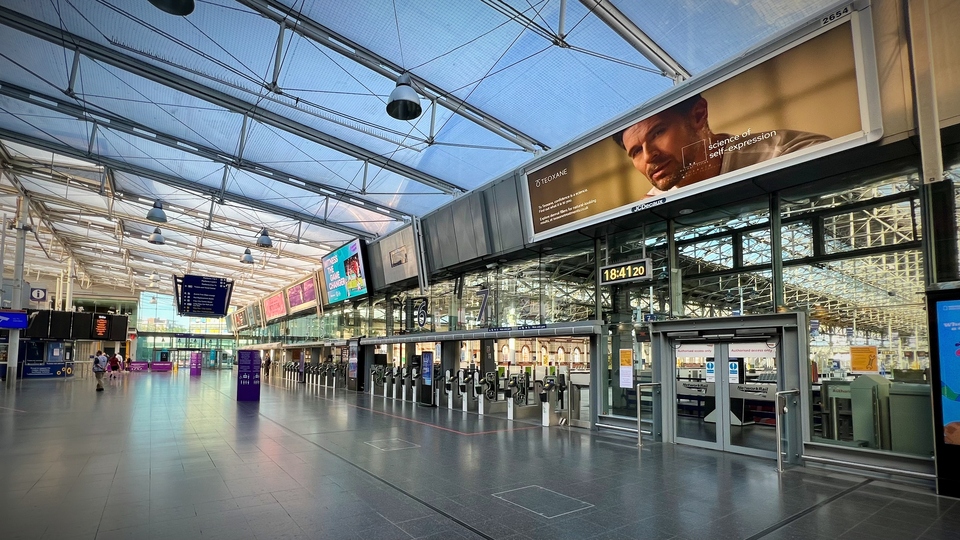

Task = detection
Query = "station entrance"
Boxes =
[651,313,804,461]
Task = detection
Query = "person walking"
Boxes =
[108,352,121,379]
[92,357,105,391]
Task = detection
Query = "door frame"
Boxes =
[651,313,806,462]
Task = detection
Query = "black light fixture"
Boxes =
[147,0,195,16]
[256,228,272,248]
[386,73,422,120]
[146,200,167,223]
[148,227,165,245]
[240,248,255,264]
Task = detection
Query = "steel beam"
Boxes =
[0,6,463,195]
[0,127,373,240]
[236,0,548,153]
[0,81,410,222]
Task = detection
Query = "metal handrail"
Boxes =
[637,382,661,447]
[775,389,800,472]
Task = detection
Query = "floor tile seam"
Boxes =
[206,381,497,540]
[741,478,874,540]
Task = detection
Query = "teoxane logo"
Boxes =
[533,168,567,188]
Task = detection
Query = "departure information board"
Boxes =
[92,314,110,339]
[174,274,234,317]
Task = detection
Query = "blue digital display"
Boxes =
[936,299,960,445]
[0,310,28,329]
[321,239,368,304]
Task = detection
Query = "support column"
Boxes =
[667,219,683,316]
[770,193,785,310]
[64,258,75,311]
[5,206,28,389]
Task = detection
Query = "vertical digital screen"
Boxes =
[108,315,128,342]
[936,299,960,445]
[321,239,368,304]
[92,314,110,339]
[71,312,92,340]
[49,311,73,339]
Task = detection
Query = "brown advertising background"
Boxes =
[526,21,863,236]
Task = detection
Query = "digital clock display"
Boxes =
[599,259,652,285]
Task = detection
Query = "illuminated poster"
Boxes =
[286,275,319,313]
[524,14,880,241]
[321,239,368,304]
[379,226,419,285]
[936,300,960,445]
[263,292,287,320]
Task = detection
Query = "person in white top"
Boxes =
[613,94,830,198]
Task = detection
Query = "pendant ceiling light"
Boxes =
[147,0,195,16]
[146,200,167,223]
[386,73,422,120]
[147,227,165,245]
[256,228,272,248]
[240,248,255,264]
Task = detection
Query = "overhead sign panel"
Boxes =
[232,307,249,330]
[378,225,419,286]
[285,274,319,314]
[262,291,287,321]
[522,10,881,241]
[0,309,28,329]
[173,274,234,317]
[92,313,110,339]
[321,239,369,304]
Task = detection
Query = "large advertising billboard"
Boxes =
[523,11,881,241]
[934,299,960,446]
[321,239,369,304]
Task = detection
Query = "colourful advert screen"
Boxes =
[321,239,368,304]
[286,276,318,313]
[262,292,287,320]
[936,299,960,446]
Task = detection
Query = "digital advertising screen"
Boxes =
[262,291,287,320]
[233,308,249,330]
[285,275,319,314]
[934,298,960,446]
[320,239,368,304]
[522,10,881,241]
[247,301,263,329]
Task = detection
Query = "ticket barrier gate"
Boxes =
[369,365,386,396]
[334,362,347,389]
[400,367,414,401]
[305,364,319,385]
[410,368,421,403]
[444,369,460,410]
[390,367,401,399]
[506,372,540,421]
[538,374,568,427]
[321,362,336,388]
[478,372,507,415]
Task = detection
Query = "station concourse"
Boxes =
[4,1,960,539]
[2,371,959,540]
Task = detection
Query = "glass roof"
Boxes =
[0,0,839,306]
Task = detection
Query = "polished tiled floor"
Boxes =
[1,370,958,540]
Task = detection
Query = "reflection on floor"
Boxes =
[1,370,956,540]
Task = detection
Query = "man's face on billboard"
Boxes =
[620,100,709,191]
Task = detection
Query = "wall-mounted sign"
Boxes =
[0,310,28,329]
[619,349,633,388]
[523,12,880,241]
[728,342,778,358]
[850,345,879,372]
[379,225,419,286]
[599,259,652,286]
[29,288,47,302]
[677,343,715,357]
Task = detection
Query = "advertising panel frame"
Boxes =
[262,291,287,321]
[320,238,370,305]
[285,273,321,314]
[520,3,883,243]
[926,286,960,497]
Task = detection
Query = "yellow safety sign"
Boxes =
[850,345,878,372]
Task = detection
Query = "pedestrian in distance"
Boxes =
[92,357,105,392]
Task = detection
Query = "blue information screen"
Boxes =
[421,351,434,386]
[321,239,368,304]
[937,299,960,445]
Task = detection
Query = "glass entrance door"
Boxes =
[674,341,779,458]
